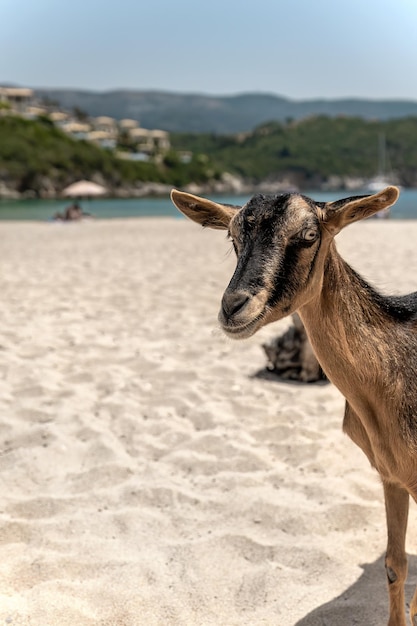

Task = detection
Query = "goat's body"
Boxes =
[300,244,417,494]
[297,244,417,625]
[171,185,417,624]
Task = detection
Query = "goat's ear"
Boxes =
[323,186,400,233]
[171,190,239,230]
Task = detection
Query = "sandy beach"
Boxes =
[1,215,417,625]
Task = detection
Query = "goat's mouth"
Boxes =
[219,311,265,340]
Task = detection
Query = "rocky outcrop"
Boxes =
[263,313,327,383]
[0,181,20,199]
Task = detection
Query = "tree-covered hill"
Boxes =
[0,116,219,196]
[1,114,417,197]
[172,116,417,187]
[35,88,417,134]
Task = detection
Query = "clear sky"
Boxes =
[1,0,417,100]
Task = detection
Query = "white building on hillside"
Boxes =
[0,87,33,113]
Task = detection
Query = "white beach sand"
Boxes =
[1,216,417,625]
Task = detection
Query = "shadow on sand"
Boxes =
[295,553,417,626]
[252,367,330,386]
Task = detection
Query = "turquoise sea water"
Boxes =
[0,188,417,221]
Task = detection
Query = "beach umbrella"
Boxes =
[63,180,107,197]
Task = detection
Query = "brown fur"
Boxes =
[171,186,417,625]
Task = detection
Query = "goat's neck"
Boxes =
[298,241,388,394]
[298,242,417,475]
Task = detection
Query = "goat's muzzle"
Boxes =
[219,290,266,339]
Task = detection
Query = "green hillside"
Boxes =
[1,114,417,196]
[172,116,417,187]
[0,116,218,195]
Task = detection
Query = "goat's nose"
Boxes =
[221,291,250,319]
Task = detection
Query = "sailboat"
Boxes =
[366,132,395,192]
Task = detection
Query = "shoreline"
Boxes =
[1,178,416,203]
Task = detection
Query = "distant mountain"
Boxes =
[34,89,417,134]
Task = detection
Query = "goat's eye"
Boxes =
[300,228,318,242]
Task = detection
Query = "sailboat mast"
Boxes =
[378,132,386,178]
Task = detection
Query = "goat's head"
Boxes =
[171,186,399,339]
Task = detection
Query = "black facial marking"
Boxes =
[268,241,301,307]
[228,192,322,307]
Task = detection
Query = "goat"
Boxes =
[171,186,417,626]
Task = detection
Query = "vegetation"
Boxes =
[1,114,417,196]
[172,116,417,187]
[34,88,417,134]
[0,116,218,195]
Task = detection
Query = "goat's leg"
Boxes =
[409,531,417,625]
[383,481,409,626]
[411,589,417,626]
